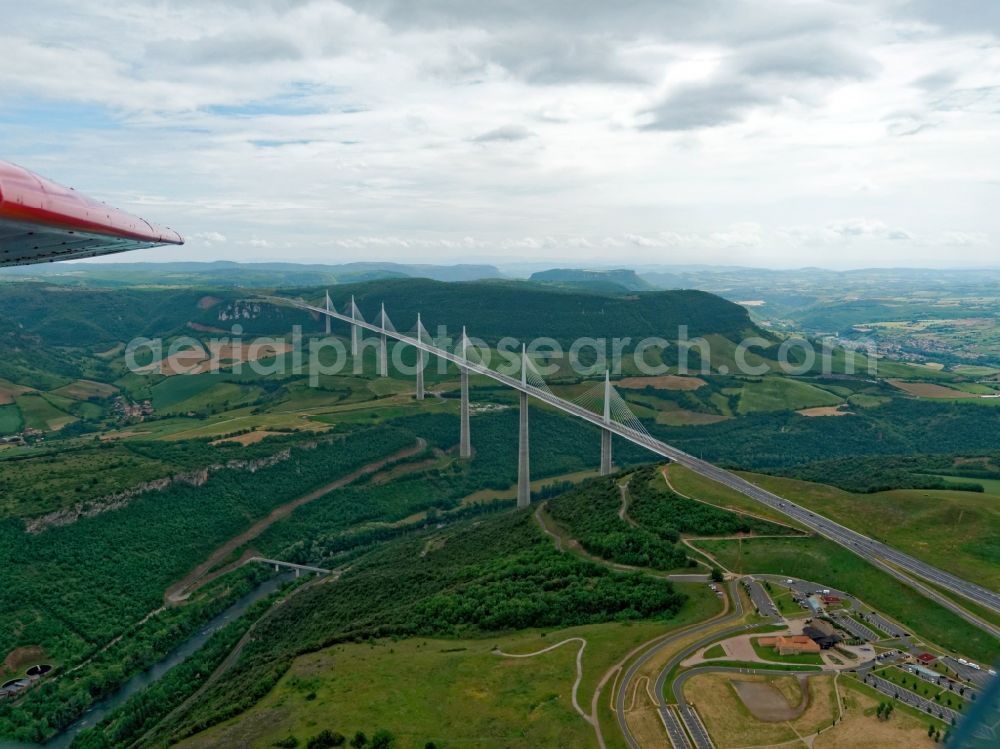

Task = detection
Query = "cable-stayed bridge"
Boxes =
[267,293,1000,636]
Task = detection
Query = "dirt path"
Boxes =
[165,439,425,602]
[618,481,638,528]
[495,637,592,725]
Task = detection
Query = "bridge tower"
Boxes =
[459,326,471,458]
[415,312,425,401]
[324,289,332,335]
[378,302,388,377]
[517,344,531,508]
[600,370,613,475]
[350,295,360,358]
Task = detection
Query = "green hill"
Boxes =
[529,267,656,293]
[313,278,765,343]
[0,278,767,351]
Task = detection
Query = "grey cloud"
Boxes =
[914,70,957,91]
[338,0,848,45]
[637,32,878,132]
[471,125,535,142]
[639,80,770,131]
[901,0,1000,37]
[737,38,878,80]
[481,32,645,85]
[339,0,855,84]
[149,33,303,66]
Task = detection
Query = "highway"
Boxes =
[278,296,1000,632]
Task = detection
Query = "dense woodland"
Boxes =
[626,466,798,537]
[546,475,693,570]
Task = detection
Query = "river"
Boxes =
[0,572,293,749]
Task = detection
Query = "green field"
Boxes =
[150,373,226,409]
[737,472,1000,590]
[14,392,77,431]
[737,377,843,414]
[0,404,23,434]
[690,536,999,665]
[178,634,601,749]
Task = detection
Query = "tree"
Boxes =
[350,732,368,748]
[425,743,438,749]
[307,730,345,749]
[371,730,395,749]
[710,567,724,583]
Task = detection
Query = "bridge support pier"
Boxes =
[517,388,530,508]
[350,295,360,358]
[379,302,388,377]
[324,290,331,335]
[460,327,471,458]
[416,352,425,400]
[516,345,531,507]
[600,370,613,476]
[600,428,612,476]
[415,312,425,401]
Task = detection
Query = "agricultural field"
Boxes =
[14,392,77,431]
[0,403,23,434]
[50,379,118,400]
[737,376,843,414]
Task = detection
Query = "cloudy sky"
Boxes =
[3,0,999,269]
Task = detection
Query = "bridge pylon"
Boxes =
[350,295,360,358]
[324,289,332,335]
[459,326,471,458]
[378,302,388,377]
[600,370,613,475]
[415,312,425,400]
[518,344,531,507]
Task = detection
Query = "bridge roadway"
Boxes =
[276,297,1000,631]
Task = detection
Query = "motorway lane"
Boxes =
[286,297,1000,626]
[660,705,693,749]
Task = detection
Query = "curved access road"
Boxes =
[614,579,746,749]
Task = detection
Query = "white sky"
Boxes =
[3,0,1000,269]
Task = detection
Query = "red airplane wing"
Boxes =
[0,160,183,267]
